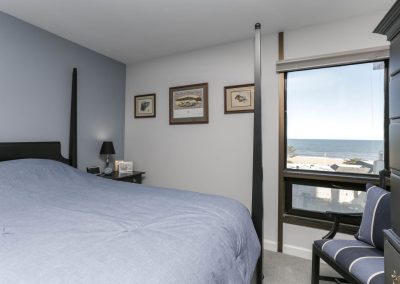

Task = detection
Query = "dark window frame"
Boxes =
[281,59,390,231]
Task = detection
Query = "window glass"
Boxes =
[286,62,385,175]
[292,184,366,213]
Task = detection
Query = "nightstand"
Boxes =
[101,171,145,184]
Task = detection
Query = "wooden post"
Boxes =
[69,68,78,168]
[252,23,264,284]
[278,32,285,252]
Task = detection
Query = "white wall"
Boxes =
[125,11,389,258]
[284,12,388,60]
[124,38,269,207]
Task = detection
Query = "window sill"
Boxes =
[283,214,359,235]
[283,169,380,185]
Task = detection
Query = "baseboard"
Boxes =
[282,244,312,260]
[263,239,312,260]
[263,239,278,252]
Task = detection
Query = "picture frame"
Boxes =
[134,93,156,118]
[114,160,124,172]
[224,84,255,114]
[169,83,208,124]
[118,161,133,173]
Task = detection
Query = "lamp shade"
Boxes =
[100,141,115,155]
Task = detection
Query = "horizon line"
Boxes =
[287,138,383,141]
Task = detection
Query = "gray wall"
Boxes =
[0,11,126,170]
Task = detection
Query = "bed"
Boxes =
[0,62,262,283]
[0,158,260,283]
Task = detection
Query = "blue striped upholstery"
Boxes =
[315,239,384,284]
[355,185,391,250]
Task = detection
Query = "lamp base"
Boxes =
[104,155,113,175]
[104,167,113,175]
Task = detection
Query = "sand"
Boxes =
[288,155,344,166]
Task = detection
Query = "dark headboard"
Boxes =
[0,68,78,167]
[0,142,69,165]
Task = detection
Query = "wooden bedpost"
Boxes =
[252,23,264,284]
[69,68,78,168]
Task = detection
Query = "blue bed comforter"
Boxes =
[0,159,260,284]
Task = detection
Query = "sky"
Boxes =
[286,61,385,140]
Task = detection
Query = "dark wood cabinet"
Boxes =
[390,75,400,118]
[390,124,400,173]
[391,174,400,234]
[384,232,400,284]
[390,36,400,77]
[375,1,400,281]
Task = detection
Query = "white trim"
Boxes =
[348,256,384,272]
[367,271,384,284]
[262,239,313,260]
[366,185,376,194]
[263,239,278,252]
[370,193,389,246]
[321,240,335,251]
[283,244,312,260]
[276,46,389,73]
[333,246,372,260]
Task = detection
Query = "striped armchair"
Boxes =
[312,185,391,284]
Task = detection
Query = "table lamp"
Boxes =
[100,141,115,174]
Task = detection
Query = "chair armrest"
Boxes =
[379,169,391,189]
[322,211,363,240]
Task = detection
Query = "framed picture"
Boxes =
[114,160,124,172]
[134,94,156,118]
[224,84,255,114]
[169,83,208,124]
[118,161,133,173]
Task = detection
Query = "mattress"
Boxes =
[0,159,260,283]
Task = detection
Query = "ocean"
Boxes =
[287,139,384,161]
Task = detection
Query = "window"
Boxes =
[282,60,388,230]
[286,62,385,175]
[291,184,366,214]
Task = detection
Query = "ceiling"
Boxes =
[0,0,395,64]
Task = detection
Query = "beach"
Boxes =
[287,155,376,174]
[288,155,344,166]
